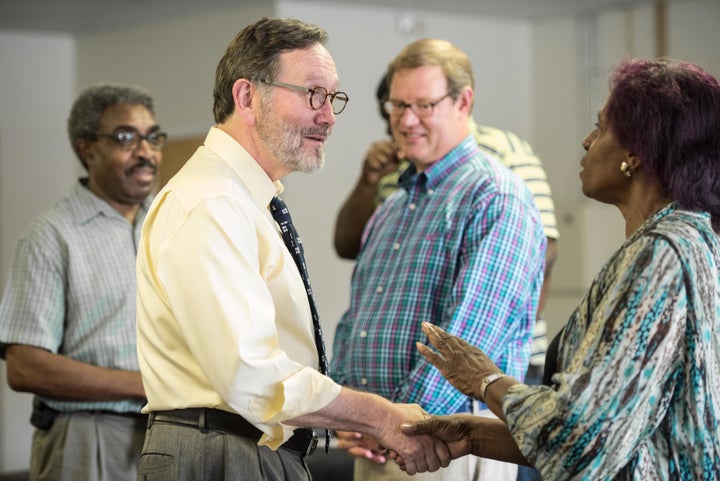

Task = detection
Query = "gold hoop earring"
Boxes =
[620,161,632,178]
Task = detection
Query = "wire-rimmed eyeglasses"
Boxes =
[92,130,167,151]
[383,93,453,118]
[260,79,349,115]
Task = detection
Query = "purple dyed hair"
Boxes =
[605,58,720,231]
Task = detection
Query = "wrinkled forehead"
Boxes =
[276,44,339,87]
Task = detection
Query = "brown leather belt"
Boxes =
[148,408,318,458]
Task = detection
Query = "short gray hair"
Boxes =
[68,83,155,169]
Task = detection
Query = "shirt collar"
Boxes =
[203,127,282,211]
[399,134,478,192]
[69,178,151,225]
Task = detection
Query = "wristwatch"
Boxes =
[480,372,506,402]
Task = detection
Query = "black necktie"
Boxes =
[269,196,331,451]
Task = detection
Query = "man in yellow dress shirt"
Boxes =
[135,17,451,481]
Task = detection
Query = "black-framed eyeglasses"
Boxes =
[383,93,453,118]
[260,79,349,115]
[93,130,167,150]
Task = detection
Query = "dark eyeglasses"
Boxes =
[383,93,453,118]
[260,79,349,115]
[93,130,167,150]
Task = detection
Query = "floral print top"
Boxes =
[503,204,720,480]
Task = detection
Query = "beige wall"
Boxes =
[1,0,719,472]
[0,31,78,470]
[532,0,720,336]
[72,0,535,358]
[275,1,534,349]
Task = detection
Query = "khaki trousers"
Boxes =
[30,411,145,481]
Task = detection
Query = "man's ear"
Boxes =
[233,78,257,125]
[456,86,474,117]
[76,138,93,169]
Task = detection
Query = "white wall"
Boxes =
[0,30,77,471]
[275,1,533,349]
[74,1,533,354]
[667,0,720,73]
[75,4,274,138]
[1,0,720,472]
[533,0,720,337]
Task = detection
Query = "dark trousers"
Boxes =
[138,418,311,481]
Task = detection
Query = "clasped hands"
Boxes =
[338,322,502,473]
[335,401,469,475]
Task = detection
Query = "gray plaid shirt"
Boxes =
[0,179,150,413]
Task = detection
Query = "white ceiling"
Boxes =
[0,0,669,34]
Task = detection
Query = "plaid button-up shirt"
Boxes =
[331,135,546,415]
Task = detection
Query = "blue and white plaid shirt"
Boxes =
[331,135,546,414]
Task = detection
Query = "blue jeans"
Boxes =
[516,465,542,481]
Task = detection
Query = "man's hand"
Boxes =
[373,403,451,475]
[396,412,532,468]
[335,430,387,464]
[286,390,454,474]
[333,138,403,259]
[360,140,402,187]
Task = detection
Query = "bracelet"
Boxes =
[479,372,506,403]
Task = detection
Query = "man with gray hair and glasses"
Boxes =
[135,17,450,481]
[0,83,165,480]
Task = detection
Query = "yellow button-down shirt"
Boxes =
[136,127,341,448]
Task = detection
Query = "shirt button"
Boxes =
[427,189,434,195]
[393,243,400,250]
[408,203,416,210]
[361,378,368,385]
[359,330,367,338]
[375,286,384,293]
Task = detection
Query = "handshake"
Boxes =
[335,402,474,475]
[330,322,523,474]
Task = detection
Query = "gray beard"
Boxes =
[256,104,325,174]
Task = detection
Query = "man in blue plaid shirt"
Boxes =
[331,39,546,481]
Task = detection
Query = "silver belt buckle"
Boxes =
[305,432,318,458]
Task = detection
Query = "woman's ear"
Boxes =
[626,152,641,170]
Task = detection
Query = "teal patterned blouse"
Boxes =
[503,204,720,480]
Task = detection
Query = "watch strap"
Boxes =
[480,372,506,402]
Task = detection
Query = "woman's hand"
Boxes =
[416,322,500,400]
[401,414,474,458]
[399,413,531,467]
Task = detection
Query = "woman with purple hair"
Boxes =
[398,58,720,480]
